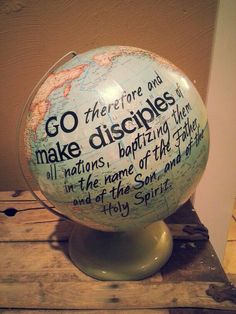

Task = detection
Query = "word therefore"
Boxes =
[89,91,175,149]
[84,88,143,123]
[84,71,163,123]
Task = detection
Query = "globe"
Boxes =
[18,46,209,280]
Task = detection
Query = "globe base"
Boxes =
[68,220,173,280]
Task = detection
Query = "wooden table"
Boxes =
[0,191,236,313]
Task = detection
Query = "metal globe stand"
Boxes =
[69,220,173,280]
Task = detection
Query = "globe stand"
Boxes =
[69,220,173,280]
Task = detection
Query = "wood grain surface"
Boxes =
[1,280,236,311]
[0,191,236,313]
[0,310,169,314]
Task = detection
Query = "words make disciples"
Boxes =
[34,90,177,165]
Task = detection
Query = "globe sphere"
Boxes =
[22,46,209,232]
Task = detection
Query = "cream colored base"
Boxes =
[69,220,173,280]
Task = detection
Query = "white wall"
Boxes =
[194,0,236,261]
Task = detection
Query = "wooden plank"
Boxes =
[0,192,231,313]
[0,241,162,287]
[0,242,162,284]
[0,242,233,311]
[0,311,231,314]
[0,310,169,314]
[0,220,72,242]
[0,200,73,242]
[0,191,46,202]
[0,201,59,222]
[0,242,92,283]
[0,221,209,242]
[0,280,235,310]
[0,197,210,242]
[162,240,228,283]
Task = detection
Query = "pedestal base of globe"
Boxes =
[68,220,173,280]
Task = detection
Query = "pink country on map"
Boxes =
[92,46,179,72]
[93,46,147,66]
[27,63,88,135]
